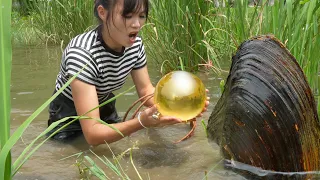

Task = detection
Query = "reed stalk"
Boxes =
[258,0,320,92]
[30,0,96,45]
[143,0,224,74]
[0,0,13,179]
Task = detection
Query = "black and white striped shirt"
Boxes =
[55,26,147,103]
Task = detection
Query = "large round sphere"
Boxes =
[154,71,206,121]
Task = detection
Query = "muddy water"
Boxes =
[10,46,243,180]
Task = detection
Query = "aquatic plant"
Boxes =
[224,0,320,113]
[11,11,44,45]
[13,0,37,16]
[1,0,13,179]
[73,144,143,180]
[143,0,320,112]
[245,0,319,92]
[13,1,319,100]
[142,0,225,74]
[207,36,320,178]
[28,0,96,45]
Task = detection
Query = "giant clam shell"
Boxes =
[207,36,320,176]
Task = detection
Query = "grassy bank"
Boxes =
[142,0,227,74]
[144,0,320,104]
[12,0,96,46]
[11,0,320,108]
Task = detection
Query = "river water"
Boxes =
[10,45,244,180]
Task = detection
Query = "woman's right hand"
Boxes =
[138,105,182,128]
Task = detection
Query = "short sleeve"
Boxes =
[64,47,99,85]
[133,42,147,70]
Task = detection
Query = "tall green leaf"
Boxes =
[0,64,85,178]
[0,0,12,179]
[11,85,134,175]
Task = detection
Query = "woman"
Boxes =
[48,0,209,146]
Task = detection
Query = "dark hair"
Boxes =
[94,0,149,23]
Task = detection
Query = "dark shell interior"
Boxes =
[207,36,320,177]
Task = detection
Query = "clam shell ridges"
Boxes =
[207,36,320,173]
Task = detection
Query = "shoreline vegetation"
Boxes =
[2,0,319,179]
[12,0,320,106]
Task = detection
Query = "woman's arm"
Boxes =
[71,79,181,146]
[71,79,144,145]
[131,65,155,107]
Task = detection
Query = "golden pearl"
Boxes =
[154,71,206,121]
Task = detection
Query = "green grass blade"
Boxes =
[201,119,208,137]
[103,156,123,177]
[13,116,92,175]
[0,65,85,178]
[201,158,224,180]
[90,150,123,178]
[12,117,121,175]
[105,143,129,179]
[0,0,12,148]
[0,0,12,179]
[179,57,185,71]
[12,116,81,174]
[299,1,315,62]
[12,85,134,175]
[248,3,259,34]
[318,95,320,119]
[286,0,293,42]
[84,156,108,180]
[59,152,84,161]
[130,149,142,180]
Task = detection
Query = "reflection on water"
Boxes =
[11,45,244,180]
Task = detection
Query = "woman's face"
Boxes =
[101,0,147,51]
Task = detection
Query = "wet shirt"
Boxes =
[55,26,147,103]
